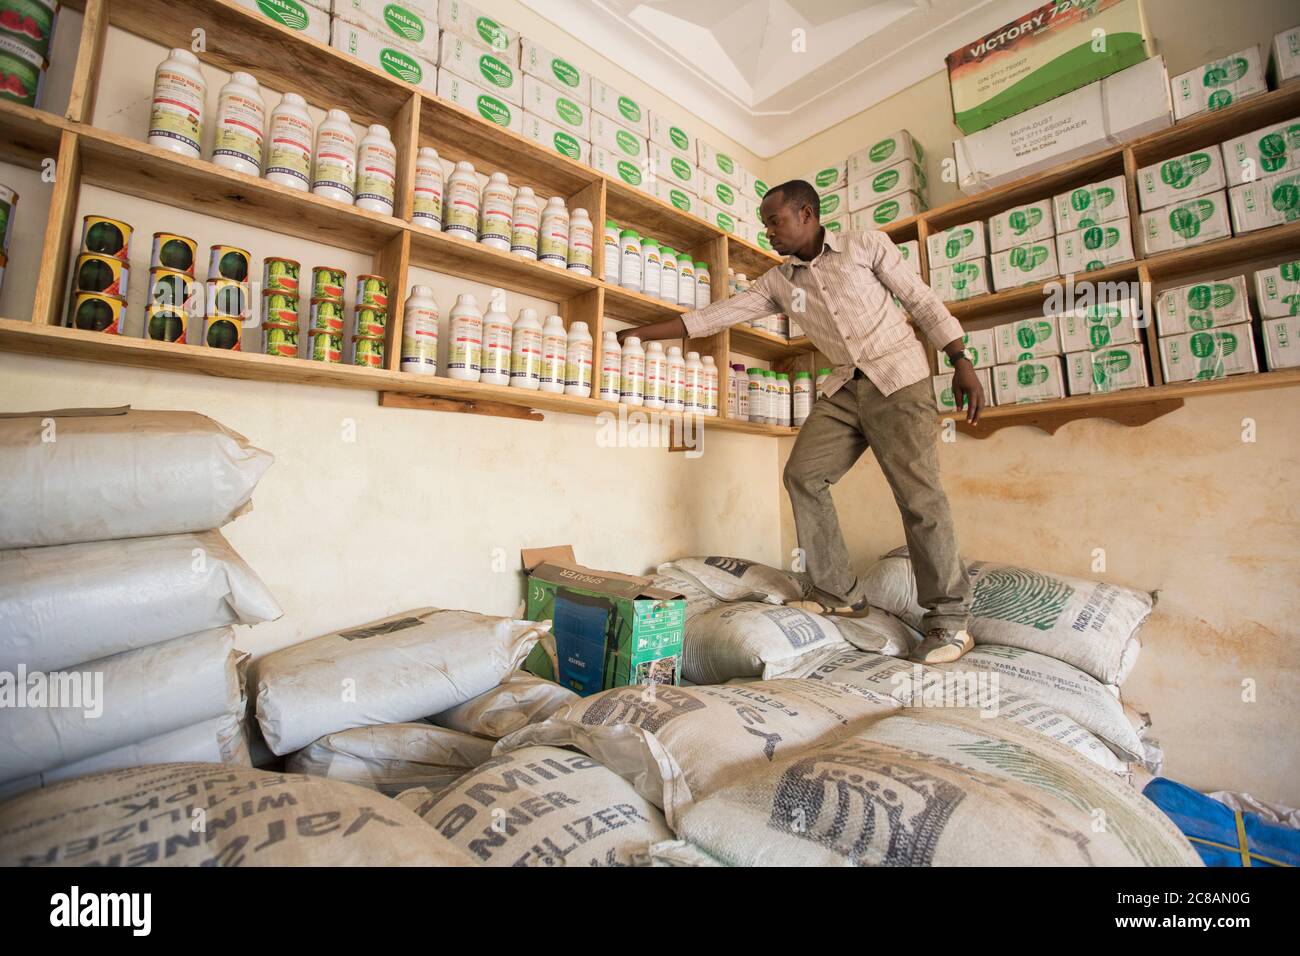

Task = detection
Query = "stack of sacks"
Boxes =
[0,407,281,797]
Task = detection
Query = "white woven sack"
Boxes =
[831,609,921,656]
[287,723,494,796]
[658,557,804,605]
[681,602,849,685]
[432,673,578,739]
[650,569,723,622]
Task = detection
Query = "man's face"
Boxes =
[759,193,814,256]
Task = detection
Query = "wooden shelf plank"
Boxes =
[1127,83,1300,167]
[1143,221,1300,281]
[946,261,1142,321]
[407,223,600,302]
[605,180,721,253]
[0,99,66,170]
[602,283,687,324]
[727,234,781,278]
[731,325,806,362]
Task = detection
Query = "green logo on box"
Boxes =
[477,94,512,127]
[873,201,899,223]
[615,130,639,156]
[821,194,840,215]
[716,183,734,205]
[669,126,689,151]
[383,4,425,42]
[816,168,837,188]
[380,48,422,84]
[873,169,899,193]
[669,189,691,212]
[552,58,580,88]
[617,160,642,187]
[1204,57,1248,87]
[555,98,582,126]
[670,156,690,182]
[618,96,641,124]
[1271,180,1300,214]
[257,0,309,30]
[1009,245,1048,272]
[944,228,973,259]
[1169,198,1214,237]
[479,54,513,88]
[869,138,895,164]
[476,16,508,51]
[1161,153,1211,190]
[553,132,580,159]
[754,179,768,199]
[1008,207,1042,234]
[1188,282,1234,310]
[717,154,734,175]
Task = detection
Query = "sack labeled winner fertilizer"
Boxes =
[396,745,674,866]
[658,556,804,605]
[680,602,849,685]
[431,673,578,740]
[859,546,1151,686]
[0,407,273,549]
[0,763,477,867]
[287,723,495,797]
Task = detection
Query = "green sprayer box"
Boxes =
[520,546,685,696]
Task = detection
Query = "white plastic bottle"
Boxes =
[816,367,831,399]
[538,197,570,268]
[567,207,594,275]
[411,147,444,230]
[603,221,620,284]
[539,314,568,394]
[727,268,737,296]
[659,247,678,303]
[510,186,540,259]
[598,330,622,401]
[479,171,513,251]
[479,289,513,386]
[695,262,711,309]
[443,161,481,240]
[446,294,483,381]
[149,49,206,159]
[765,370,779,425]
[793,371,812,426]
[619,230,642,292]
[212,72,265,176]
[643,341,667,410]
[265,92,314,191]
[510,308,543,389]
[354,124,397,215]
[684,351,704,414]
[702,355,719,416]
[747,368,766,424]
[620,335,646,406]
[564,320,593,397]
[775,372,791,426]
[642,239,661,299]
[400,285,439,375]
[312,109,358,203]
[665,346,686,412]
[678,259,695,309]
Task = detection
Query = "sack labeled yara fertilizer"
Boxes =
[1155,272,1253,338]
[657,556,803,605]
[252,608,547,755]
[0,407,273,549]
[680,602,849,685]
[431,673,579,740]
[0,763,476,867]
[0,530,281,674]
[498,679,901,825]
[859,546,1152,686]
[667,709,1201,867]
[287,722,495,797]
[396,745,673,866]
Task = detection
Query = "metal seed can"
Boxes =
[352,334,386,368]
[81,214,132,260]
[309,295,346,334]
[144,305,188,343]
[0,250,6,295]
[209,244,251,282]
[74,253,129,296]
[353,305,387,338]
[151,232,197,275]
[68,291,126,333]
[263,321,299,358]
[262,289,299,326]
[206,277,252,318]
[355,274,389,309]
[205,314,242,350]
[0,184,17,253]
[0,0,60,60]
[309,328,342,363]
[149,267,198,311]
[0,41,47,109]
[312,266,347,300]
[263,257,301,295]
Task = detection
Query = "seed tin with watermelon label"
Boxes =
[263,321,299,358]
[68,291,126,333]
[262,290,299,326]
[81,215,133,261]
[309,296,346,334]
[352,334,386,367]
[264,257,300,294]
[74,253,129,296]
[312,266,347,300]
[0,183,16,252]
[353,305,387,338]
[151,232,197,275]
[205,314,242,351]
[354,274,388,309]
[209,244,251,282]
[309,328,342,363]
[144,305,188,343]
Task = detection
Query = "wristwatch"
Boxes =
[946,347,974,366]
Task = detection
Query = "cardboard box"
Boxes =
[590,78,648,136]
[1221,117,1300,187]
[520,112,590,164]
[933,367,993,412]
[698,201,738,235]
[746,170,769,205]
[332,0,438,61]
[647,110,698,162]
[439,31,521,105]
[926,220,987,268]
[1136,146,1227,211]
[520,37,590,104]
[847,130,923,183]
[1053,174,1129,232]
[1155,275,1250,335]
[850,191,925,230]
[439,0,520,61]
[955,56,1171,194]
[1057,295,1142,351]
[945,0,1151,135]
[818,189,848,221]
[1138,190,1233,255]
[1229,171,1300,233]
[436,69,521,131]
[988,199,1055,252]
[1262,315,1300,369]
[847,160,926,212]
[1171,46,1267,121]
[590,146,648,192]
[994,316,1063,364]
[935,327,995,369]
[990,241,1060,292]
[930,258,990,302]
[698,142,744,189]
[331,21,437,92]
[807,162,847,194]
[520,546,685,696]
[821,216,847,235]
[1253,261,1300,319]
[1160,325,1258,382]
[992,357,1066,404]
[236,0,330,42]
[1268,25,1300,87]
[756,229,774,253]
[647,143,699,195]
[701,172,743,213]
[897,239,921,275]
[521,75,587,136]
[645,180,698,216]
[1065,344,1149,394]
[589,112,647,163]
[1055,220,1136,273]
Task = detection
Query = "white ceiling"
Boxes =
[518,0,1035,158]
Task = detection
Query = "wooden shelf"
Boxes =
[727,234,781,278]
[0,99,65,170]
[731,325,809,361]
[946,261,1142,321]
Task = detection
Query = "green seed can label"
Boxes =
[312,266,347,300]
[145,305,188,344]
[355,274,388,309]
[74,253,129,296]
[0,36,46,108]
[263,321,299,358]
[205,315,242,351]
[209,244,251,281]
[352,334,385,368]
[353,305,387,339]
[151,232,197,275]
[0,0,59,60]
[81,215,132,261]
[263,257,300,294]
[309,329,342,363]
[68,291,126,334]
[310,296,346,334]
[263,290,299,326]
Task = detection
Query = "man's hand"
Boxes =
[618,316,688,345]
[950,358,984,425]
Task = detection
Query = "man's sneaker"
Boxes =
[911,627,973,664]
[787,596,872,619]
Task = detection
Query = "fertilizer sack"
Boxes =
[650,569,724,622]
[860,546,1150,685]
[831,608,921,657]
[0,530,282,673]
[0,763,477,866]
[658,557,804,605]
[680,602,849,684]
[432,673,579,740]
[253,608,548,755]
[0,407,273,549]
[396,745,674,867]
[287,723,494,797]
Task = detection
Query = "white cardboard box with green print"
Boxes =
[521,546,685,697]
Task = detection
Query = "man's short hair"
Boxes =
[764,180,820,219]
